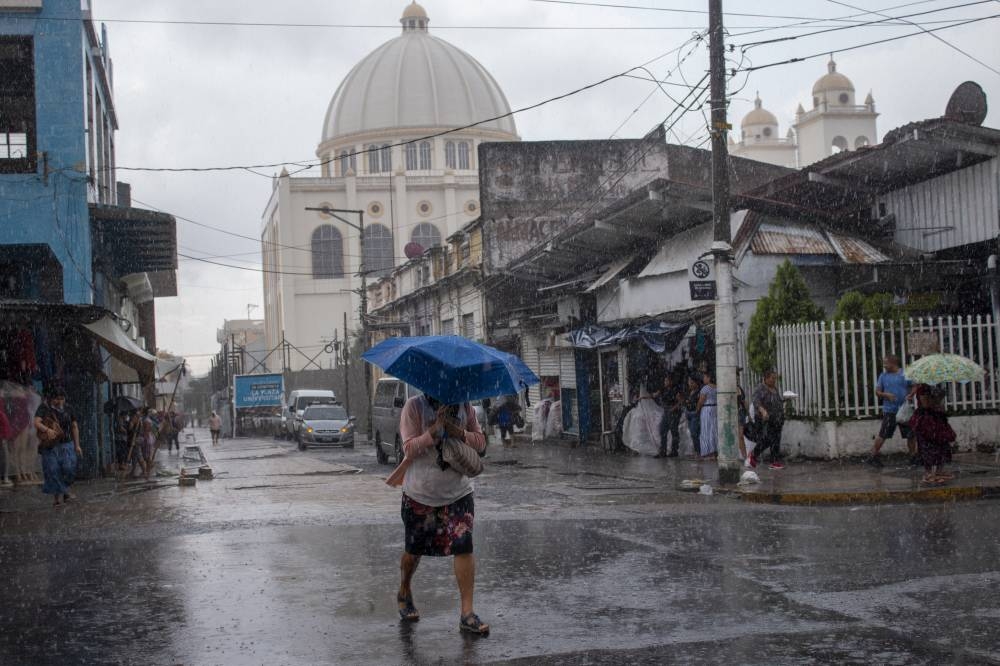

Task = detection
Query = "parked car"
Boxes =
[372,377,419,465]
[284,389,337,439]
[296,404,354,450]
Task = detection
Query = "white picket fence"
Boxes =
[772,316,1000,418]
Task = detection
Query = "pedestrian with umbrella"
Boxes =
[904,353,985,485]
[363,336,539,636]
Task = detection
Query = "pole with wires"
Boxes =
[709,0,741,485]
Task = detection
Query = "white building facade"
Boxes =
[731,58,878,168]
[261,2,518,369]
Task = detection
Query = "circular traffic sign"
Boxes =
[692,260,711,279]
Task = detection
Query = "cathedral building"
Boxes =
[260,2,519,369]
[730,58,878,168]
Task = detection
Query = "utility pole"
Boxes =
[305,206,372,444]
[709,0,740,485]
[343,312,351,418]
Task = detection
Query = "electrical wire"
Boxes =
[738,12,1000,72]
[824,0,1000,76]
[112,45,702,175]
[737,0,995,49]
[729,0,962,37]
[527,0,961,22]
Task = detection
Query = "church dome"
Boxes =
[321,4,518,144]
[741,94,778,127]
[812,58,854,94]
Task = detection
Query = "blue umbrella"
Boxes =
[362,336,540,405]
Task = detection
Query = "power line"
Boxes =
[739,12,1000,72]
[729,0,962,37]
[113,45,700,175]
[526,0,959,22]
[738,0,995,49]
[824,0,1000,76]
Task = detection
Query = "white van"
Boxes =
[285,389,337,439]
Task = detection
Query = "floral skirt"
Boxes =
[401,493,474,557]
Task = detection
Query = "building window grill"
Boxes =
[338,150,356,176]
[457,141,470,170]
[405,142,418,170]
[419,141,432,170]
[363,223,394,278]
[311,225,344,278]
[445,141,456,169]
[412,223,441,251]
[0,37,36,174]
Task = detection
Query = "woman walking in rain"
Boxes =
[910,385,956,485]
[750,370,786,470]
[387,392,490,635]
[33,386,81,507]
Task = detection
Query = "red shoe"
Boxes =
[769,461,785,470]
[748,453,758,469]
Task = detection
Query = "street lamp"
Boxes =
[305,206,372,443]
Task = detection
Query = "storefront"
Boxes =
[0,303,158,481]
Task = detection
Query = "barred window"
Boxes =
[311,225,344,278]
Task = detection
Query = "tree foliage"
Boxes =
[747,260,825,373]
[831,291,905,322]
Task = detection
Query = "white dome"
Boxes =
[321,5,518,144]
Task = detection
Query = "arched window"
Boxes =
[405,142,418,170]
[855,136,870,149]
[419,141,432,170]
[363,223,394,278]
[458,141,470,170]
[831,136,848,154]
[311,225,344,279]
[411,223,441,251]
[338,150,356,176]
[445,141,456,169]
[380,144,392,172]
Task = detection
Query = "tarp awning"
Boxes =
[566,321,690,354]
[83,316,156,384]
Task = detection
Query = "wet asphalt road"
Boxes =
[2,432,1000,665]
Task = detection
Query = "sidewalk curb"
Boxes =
[738,484,1000,506]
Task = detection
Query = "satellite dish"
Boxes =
[945,81,988,126]
[404,242,425,259]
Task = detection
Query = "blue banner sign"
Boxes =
[233,373,284,409]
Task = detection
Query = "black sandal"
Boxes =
[397,593,419,621]
[459,613,490,635]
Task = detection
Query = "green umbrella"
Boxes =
[906,353,986,385]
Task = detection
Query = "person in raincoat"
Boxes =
[910,384,956,485]
[387,392,490,635]
[492,395,522,447]
[33,386,81,507]
[622,384,664,456]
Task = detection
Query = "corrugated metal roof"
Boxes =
[826,232,891,264]
[750,222,834,255]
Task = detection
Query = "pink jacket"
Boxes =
[385,398,486,488]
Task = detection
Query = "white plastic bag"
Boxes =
[896,402,914,424]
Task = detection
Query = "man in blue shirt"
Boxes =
[867,355,915,468]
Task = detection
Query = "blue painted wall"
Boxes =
[0,0,92,305]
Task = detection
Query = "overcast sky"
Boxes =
[93,0,1000,375]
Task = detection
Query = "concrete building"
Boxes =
[0,0,177,475]
[260,2,518,370]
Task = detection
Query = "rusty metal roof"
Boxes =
[750,222,833,255]
[827,231,891,264]
[748,221,889,265]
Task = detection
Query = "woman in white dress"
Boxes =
[697,371,718,459]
